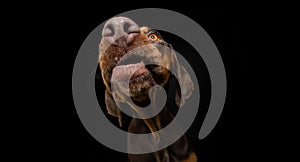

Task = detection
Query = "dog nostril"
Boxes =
[123,23,131,34]
[103,24,114,37]
[127,24,140,34]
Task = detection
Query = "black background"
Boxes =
[18,6,282,162]
[67,8,250,162]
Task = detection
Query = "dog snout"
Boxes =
[102,16,139,47]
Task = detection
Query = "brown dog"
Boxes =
[99,17,196,162]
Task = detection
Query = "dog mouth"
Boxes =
[111,55,157,98]
[112,61,153,83]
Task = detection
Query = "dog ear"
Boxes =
[105,90,123,127]
[169,45,194,108]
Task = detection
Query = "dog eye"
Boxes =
[148,33,159,41]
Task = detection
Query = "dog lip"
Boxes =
[112,62,147,81]
[131,66,149,77]
[111,61,155,98]
[117,53,149,66]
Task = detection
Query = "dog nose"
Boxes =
[102,17,139,47]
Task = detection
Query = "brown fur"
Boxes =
[99,25,196,162]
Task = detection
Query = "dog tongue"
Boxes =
[112,62,148,81]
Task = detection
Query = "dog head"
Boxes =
[99,17,194,125]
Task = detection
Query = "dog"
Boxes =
[99,16,196,162]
